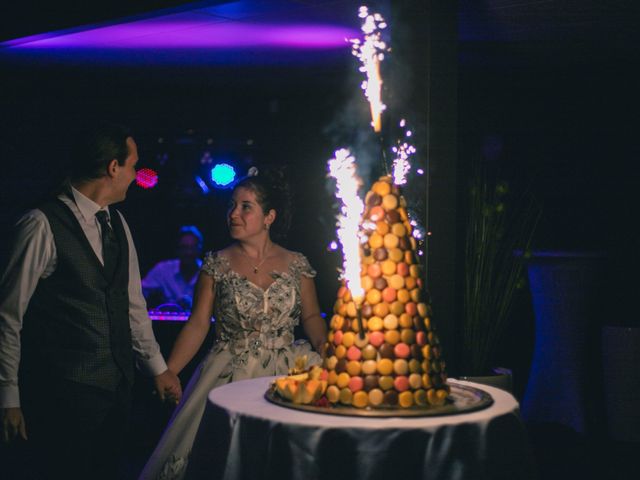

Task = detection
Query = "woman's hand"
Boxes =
[154,369,182,405]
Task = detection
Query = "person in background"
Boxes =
[140,168,327,479]
[0,123,181,479]
[143,225,204,310]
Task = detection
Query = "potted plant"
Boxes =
[459,161,541,390]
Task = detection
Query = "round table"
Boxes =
[187,377,537,480]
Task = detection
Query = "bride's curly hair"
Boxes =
[233,166,292,242]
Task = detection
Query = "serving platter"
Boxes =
[264,381,493,417]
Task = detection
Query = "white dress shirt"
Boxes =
[0,187,168,408]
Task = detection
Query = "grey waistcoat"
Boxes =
[21,198,134,391]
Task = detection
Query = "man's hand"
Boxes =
[1,407,27,443]
[154,369,182,405]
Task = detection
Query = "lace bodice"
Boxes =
[201,250,316,367]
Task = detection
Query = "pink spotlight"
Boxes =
[136,168,158,189]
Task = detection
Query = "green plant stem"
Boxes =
[462,164,541,375]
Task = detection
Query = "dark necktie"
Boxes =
[96,210,119,280]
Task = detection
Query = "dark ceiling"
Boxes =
[459,0,638,42]
[0,1,205,42]
[1,0,638,258]
[3,0,638,49]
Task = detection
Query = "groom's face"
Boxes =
[112,137,138,202]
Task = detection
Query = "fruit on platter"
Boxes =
[273,361,328,405]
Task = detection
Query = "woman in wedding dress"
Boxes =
[140,171,327,479]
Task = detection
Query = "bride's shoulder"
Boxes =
[201,249,231,278]
[282,248,316,279]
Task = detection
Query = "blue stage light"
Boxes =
[210,163,236,187]
[195,175,210,194]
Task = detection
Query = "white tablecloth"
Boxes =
[187,377,537,479]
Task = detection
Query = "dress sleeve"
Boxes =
[290,252,317,279]
[201,251,226,281]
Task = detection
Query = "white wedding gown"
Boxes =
[139,251,321,479]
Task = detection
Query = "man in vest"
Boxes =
[0,123,182,478]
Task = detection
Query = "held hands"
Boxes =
[153,369,182,406]
[1,407,27,443]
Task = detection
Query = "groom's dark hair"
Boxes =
[68,122,132,182]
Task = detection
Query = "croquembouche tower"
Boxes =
[272,7,450,410]
[322,173,449,409]
[321,7,449,409]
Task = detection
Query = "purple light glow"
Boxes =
[10,22,358,50]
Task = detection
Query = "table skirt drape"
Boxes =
[187,377,536,480]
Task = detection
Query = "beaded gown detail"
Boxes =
[140,251,321,480]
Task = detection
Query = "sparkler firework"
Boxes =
[328,148,365,303]
[392,119,416,185]
[329,8,421,341]
[350,6,388,134]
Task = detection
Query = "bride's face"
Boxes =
[227,187,274,240]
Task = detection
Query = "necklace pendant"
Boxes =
[253,267,259,274]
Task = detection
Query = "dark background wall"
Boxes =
[2,4,639,478]
[0,58,363,311]
[1,0,639,356]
